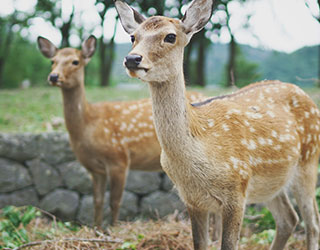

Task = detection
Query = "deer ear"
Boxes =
[181,0,214,42]
[37,36,58,58]
[82,35,97,60]
[115,0,146,34]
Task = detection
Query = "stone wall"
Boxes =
[0,133,185,226]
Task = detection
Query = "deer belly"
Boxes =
[246,164,297,203]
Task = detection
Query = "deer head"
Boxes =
[115,0,214,83]
[37,36,97,89]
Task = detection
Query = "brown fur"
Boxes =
[116,0,320,249]
[37,36,205,228]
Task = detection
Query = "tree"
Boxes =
[305,0,320,86]
[221,45,261,87]
[0,10,34,88]
[95,0,118,87]
[36,0,75,47]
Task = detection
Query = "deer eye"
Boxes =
[130,35,135,43]
[164,33,176,44]
[72,60,79,65]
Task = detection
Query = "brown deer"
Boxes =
[115,0,320,249]
[37,35,205,228]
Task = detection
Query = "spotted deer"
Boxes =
[115,0,320,249]
[37,35,205,228]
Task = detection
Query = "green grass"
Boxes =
[1,85,320,133]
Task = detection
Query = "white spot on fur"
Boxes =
[283,105,290,113]
[230,156,240,169]
[114,104,121,109]
[129,104,137,110]
[207,119,214,127]
[266,110,275,118]
[292,96,299,107]
[258,137,266,145]
[248,126,255,132]
[122,109,130,115]
[222,124,230,131]
[271,130,278,138]
[241,139,257,150]
[274,145,281,150]
[104,128,109,134]
[120,122,127,131]
[227,109,241,115]
[245,112,263,119]
[267,97,274,103]
[267,139,273,145]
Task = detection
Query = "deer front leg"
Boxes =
[92,172,108,228]
[188,207,209,250]
[221,202,245,250]
[109,165,128,225]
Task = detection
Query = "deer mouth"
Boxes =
[48,81,63,87]
[126,66,149,73]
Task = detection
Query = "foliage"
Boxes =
[244,206,275,232]
[2,36,50,88]
[241,229,276,245]
[260,46,319,87]
[220,45,261,87]
[0,206,40,249]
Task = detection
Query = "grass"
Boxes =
[0,206,307,250]
[0,85,222,133]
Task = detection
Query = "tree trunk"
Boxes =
[227,34,237,87]
[0,58,4,88]
[60,5,75,47]
[195,30,207,87]
[99,17,118,87]
[0,27,14,88]
[318,44,320,87]
[184,41,194,85]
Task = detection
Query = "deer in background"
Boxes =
[116,0,320,249]
[37,35,205,228]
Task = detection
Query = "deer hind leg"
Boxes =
[187,207,209,250]
[293,158,319,250]
[211,213,222,242]
[109,165,128,225]
[92,172,108,228]
[266,191,299,250]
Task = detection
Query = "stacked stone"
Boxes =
[0,132,185,226]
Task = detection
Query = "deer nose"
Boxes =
[124,54,142,70]
[49,73,59,83]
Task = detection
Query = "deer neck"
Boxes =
[61,79,89,140]
[148,70,195,157]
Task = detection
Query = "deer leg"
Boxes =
[109,166,128,225]
[187,207,209,250]
[266,191,299,250]
[221,202,244,250]
[293,159,319,250]
[92,172,108,228]
[211,213,222,242]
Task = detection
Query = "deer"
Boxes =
[37,35,205,229]
[115,0,320,249]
